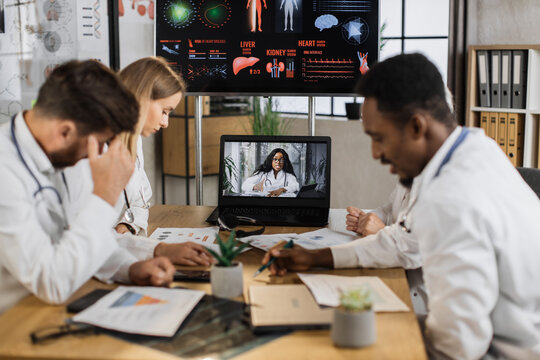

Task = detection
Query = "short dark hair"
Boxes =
[34,60,139,135]
[356,53,454,128]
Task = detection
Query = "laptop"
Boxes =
[206,135,331,226]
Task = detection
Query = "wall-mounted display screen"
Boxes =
[155,0,379,95]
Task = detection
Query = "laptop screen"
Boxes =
[219,135,331,208]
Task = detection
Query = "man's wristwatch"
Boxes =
[120,222,136,235]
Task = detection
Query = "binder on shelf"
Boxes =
[480,112,489,134]
[488,112,499,141]
[477,50,491,107]
[497,112,508,154]
[507,113,524,166]
[511,50,527,109]
[500,50,512,108]
[490,51,501,108]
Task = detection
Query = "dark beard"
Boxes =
[399,177,414,188]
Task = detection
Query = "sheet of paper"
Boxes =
[240,233,300,250]
[241,228,356,251]
[150,227,250,255]
[299,228,357,246]
[150,227,219,244]
[298,273,409,312]
[73,286,205,337]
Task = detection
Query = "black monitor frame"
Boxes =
[218,135,331,209]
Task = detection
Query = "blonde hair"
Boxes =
[118,57,186,159]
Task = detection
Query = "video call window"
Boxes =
[222,141,328,198]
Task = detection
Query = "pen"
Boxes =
[253,239,294,277]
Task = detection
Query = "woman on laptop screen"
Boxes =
[241,148,299,197]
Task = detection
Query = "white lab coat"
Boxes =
[114,137,152,236]
[330,183,427,315]
[411,126,540,359]
[0,113,137,314]
[241,169,300,195]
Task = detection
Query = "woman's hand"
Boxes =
[268,188,286,197]
[154,242,215,266]
[253,179,264,192]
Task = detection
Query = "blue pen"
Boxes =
[253,239,295,277]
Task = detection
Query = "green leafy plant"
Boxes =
[205,231,251,267]
[339,286,374,312]
[249,97,292,135]
[223,154,239,193]
[380,21,388,51]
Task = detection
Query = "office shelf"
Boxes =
[466,45,540,168]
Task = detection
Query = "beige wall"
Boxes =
[158,115,397,209]
[467,0,540,45]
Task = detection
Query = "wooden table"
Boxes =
[0,206,426,359]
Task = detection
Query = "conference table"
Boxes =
[0,205,426,359]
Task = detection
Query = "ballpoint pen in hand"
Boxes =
[253,239,294,277]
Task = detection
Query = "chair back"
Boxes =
[516,167,540,200]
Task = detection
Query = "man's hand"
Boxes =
[260,242,333,276]
[88,136,134,206]
[154,242,215,267]
[129,257,175,286]
[346,206,365,234]
[267,188,286,197]
[253,179,264,192]
[346,206,384,236]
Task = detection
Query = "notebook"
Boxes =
[206,135,331,226]
[249,284,332,333]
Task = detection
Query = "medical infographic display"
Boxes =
[155,0,379,95]
[222,141,328,198]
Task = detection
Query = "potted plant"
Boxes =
[205,230,250,298]
[345,97,362,120]
[249,96,292,135]
[331,286,376,348]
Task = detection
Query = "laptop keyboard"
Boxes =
[229,207,324,218]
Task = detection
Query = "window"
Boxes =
[277,0,450,117]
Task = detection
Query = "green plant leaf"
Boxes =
[204,246,229,266]
[216,233,231,259]
[228,240,251,259]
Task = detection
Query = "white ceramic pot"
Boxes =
[331,308,376,348]
[210,262,243,298]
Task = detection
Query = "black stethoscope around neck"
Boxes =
[399,127,470,233]
[10,115,70,230]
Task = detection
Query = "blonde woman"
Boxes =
[114,57,213,267]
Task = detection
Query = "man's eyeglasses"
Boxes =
[272,158,285,163]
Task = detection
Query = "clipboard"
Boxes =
[249,284,332,333]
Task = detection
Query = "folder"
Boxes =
[507,113,524,166]
[480,112,489,134]
[490,51,501,108]
[500,50,512,108]
[488,112,499,141]
[477,50,491,107]
[497,112,508,154]
[511,50,527,109]
[249,284,332,332]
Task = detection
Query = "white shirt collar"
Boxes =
[412,125,463,196]
[14,112,55,176]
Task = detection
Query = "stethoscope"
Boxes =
[264,171,289,187]
[10,115,70,230]
[122,153,150,224]
[399,127,470,233]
